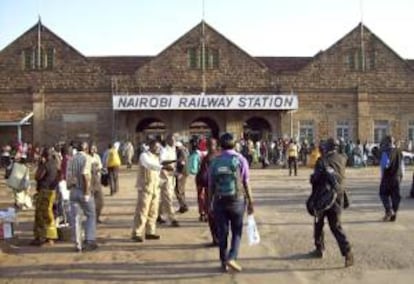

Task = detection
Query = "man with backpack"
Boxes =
[309,138,353,267]
[209,133,254,272]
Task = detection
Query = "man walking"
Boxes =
[68,141,98,252]
[209,133,254,272]
[106,142,121,196]
[287,139,298,176]
[125,141,135,169]
[175,141,189,213]
[131,140,173,242]
[310,138,353,267]
[196,138,219,244]
[379,135,404,221]
[90,144,104,224]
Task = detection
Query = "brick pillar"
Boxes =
[32,90,45,146]
[225,112,243,140]
[357,89,371,142]
[169,111,189,141]
[280,111,293,139]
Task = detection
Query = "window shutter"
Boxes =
[188,48,198,69]
[46,48,55,69]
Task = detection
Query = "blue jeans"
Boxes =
[214,196,245,263]
[70,188,96,250]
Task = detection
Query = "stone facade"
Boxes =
[0,21,413,149]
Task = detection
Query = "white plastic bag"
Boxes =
[246,214,260,246]
[58,180,70,201]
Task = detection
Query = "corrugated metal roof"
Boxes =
[88,56,152,75]
[256,57,313,73]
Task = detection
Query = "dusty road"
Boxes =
[1,165,414,284]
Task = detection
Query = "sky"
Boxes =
[1,0,414,58]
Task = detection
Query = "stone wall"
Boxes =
[1,22,414,148]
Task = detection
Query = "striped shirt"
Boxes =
[67,151,92,192]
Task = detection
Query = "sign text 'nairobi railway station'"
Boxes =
[113,94,298,110]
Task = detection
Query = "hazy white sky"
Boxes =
[1,0,413,58]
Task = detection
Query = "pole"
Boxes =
[360,0,365,72]
[37,16,41,69]
[201,0,206,94]
[17,125,22,143]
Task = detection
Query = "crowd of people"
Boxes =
[1,133,413,272]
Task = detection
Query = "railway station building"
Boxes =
[1,21,413,149]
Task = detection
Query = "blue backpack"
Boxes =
[211,154,242,196]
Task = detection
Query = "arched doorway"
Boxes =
[243,117,272,142]
[189,117,219,139]
[136,118,166,143]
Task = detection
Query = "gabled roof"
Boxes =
[0,20,88,62]
[408,60,414,70]
[313,22,413,71]
[88,55,314,75]
[256,57,312,74]
[88,56,152,75]
[144,21,269,71]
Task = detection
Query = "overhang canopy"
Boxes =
[0,111,33,126]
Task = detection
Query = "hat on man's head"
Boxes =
[220,132,235,150]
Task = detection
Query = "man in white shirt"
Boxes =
[131,140,174,242]
[158,134,180,227]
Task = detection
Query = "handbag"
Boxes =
[101,170,109,187]
[343,190,350,209]
[246,214,260,246]
[7,163,29,192]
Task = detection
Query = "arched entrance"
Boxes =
[243,117,272,142]
[189,117,219,139]
[136,118,166,143]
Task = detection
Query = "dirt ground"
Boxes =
[1,165,414,284]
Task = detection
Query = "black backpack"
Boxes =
[306,159,339,217]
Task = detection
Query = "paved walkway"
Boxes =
[1,166,414,283]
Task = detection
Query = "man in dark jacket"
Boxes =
[379,135,404,221]
[310,138,353,267]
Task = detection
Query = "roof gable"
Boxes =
[0,21,87,62]
[134,21,272,93]
[0,21,108,90]
[295,23,414,90]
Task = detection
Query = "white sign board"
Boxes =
[113,94,298,110]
